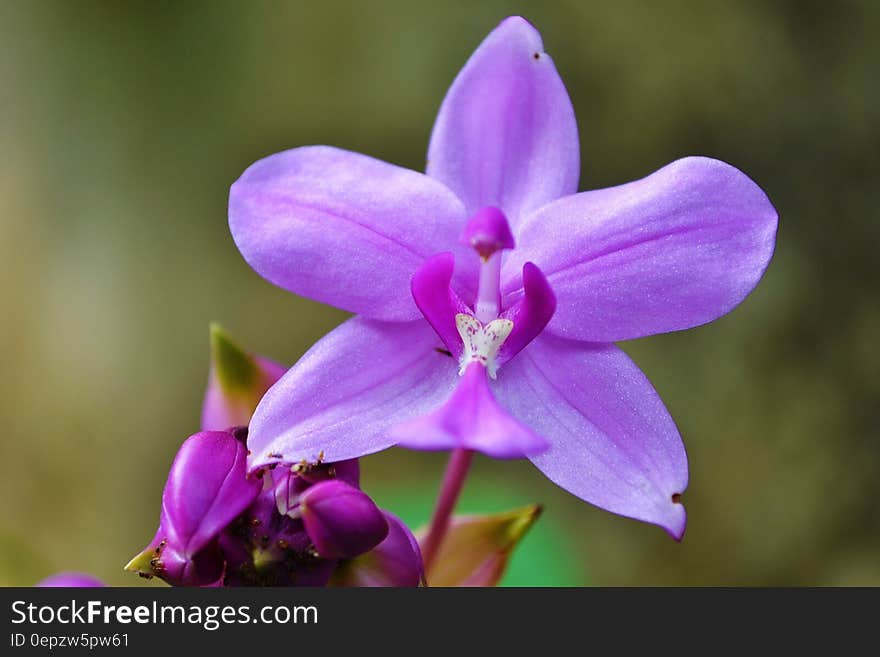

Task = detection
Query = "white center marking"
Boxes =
[455,313,513,379]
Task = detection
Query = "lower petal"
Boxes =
[391,362,548,459]
[247,318,458,471]
[494,334,688,539]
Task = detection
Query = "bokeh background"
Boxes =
[2,0,878,586]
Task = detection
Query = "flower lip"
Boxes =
[455,313,513,379]
[391,361,549,459]
[411,252,556,378]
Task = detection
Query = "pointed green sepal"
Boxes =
[202,324,285,430]
[210,322,258,393]
[422,504,542,586]
[124,544,159,579]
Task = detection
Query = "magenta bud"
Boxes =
[332,512,425,587]
[300,480,389,559]
[459,206,515,260]
[127,532,225,587]
[160,429,261,555]
[126,428,261,586]
[37,572,105,587]
[273,458,360,516]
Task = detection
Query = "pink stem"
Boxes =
[421,448,474,573]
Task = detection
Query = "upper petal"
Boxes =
[230,146,470,321]
[494,334,688,539]
[503,157,778,342]
[427,16,579,227]
[247,317,459,471]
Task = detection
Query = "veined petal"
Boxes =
[427,16,579,226]
[248,317,458,471]
[230,146,471,321]
[391,362,548,459]
[494,334,688,539]
[504,157,778,341]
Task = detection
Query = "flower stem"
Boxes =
[421,448,474,573]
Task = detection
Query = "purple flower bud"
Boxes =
[126,428,261,586]
[37,572,105,587]
[129,420,404,587]
[332,512,424,587]
[201,324,285,431]
[274,458,360,516]
[299,480,389,559]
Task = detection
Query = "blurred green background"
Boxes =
[1,0,878,586]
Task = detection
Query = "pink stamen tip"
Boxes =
[460,206,515,260]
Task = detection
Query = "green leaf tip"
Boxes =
[209,322,258,393]
[123,544,158,579]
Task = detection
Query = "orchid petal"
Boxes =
[504,157,778,342]
[248,317,458,471]
[411,252,471,358]
[497,262,556,366]
[495,335,688,539]
[230,145,472,321]
[427,16,579,226]
[391,362,548,459]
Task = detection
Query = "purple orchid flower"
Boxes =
[229,16,777,539]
